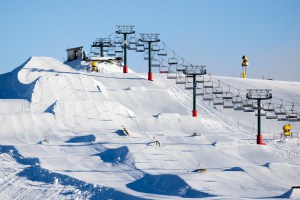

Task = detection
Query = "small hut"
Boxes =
[66,46,83,62]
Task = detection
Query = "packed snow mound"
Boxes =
[18,57,76,84]
[97,146,132,165]
[0,57,77,100]
[127,174,216,198]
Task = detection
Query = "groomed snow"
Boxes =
[0,57,300,199]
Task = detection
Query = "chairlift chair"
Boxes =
[234,104,244,111]
[103,38,111,46]
[168,51,178,65]
[176,73,186,84]
[213,94,224,105]
[159,60,169,73]
[176,65,185,72]
[158,49,167,56]
[222,85,233,99]
[203,91,213,101]
[223,92,233,100]
[158,42,167,56]
[212,81,223,94]
[136,45,145,52]
[185,75,193,83]
[286,104,299,121]
[127,44,137,51]
[203,75,213,88]
[196,88,204,96]
[274,100,287,115]
[159,65,169,73]
[232,95,243,104]
[175,58,185,72]
[151,59,160,67]
[204,81,213,88]
[168,57,178,65]
[196,75,205,83]
[265,111,278,119]
[136,41,145,52]
[114,36,123,44]
[242,99,253,107]
[223,99,234,108]
[262,102,275,111]
[255,109,266,116]
[102,47,109,52]
[185,82,194,90]
[151,44,160,52]
[114,45,123,53]
[144,52,154,60]
[244,107,254,112]
[107,47,116,56]
[167,67,177,79]
[232,90,243,104]
[128,37,138,44]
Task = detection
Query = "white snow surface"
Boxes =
[0,56,300,199]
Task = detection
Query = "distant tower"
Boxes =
[241,55,249,78]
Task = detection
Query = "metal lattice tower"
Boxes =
[246,89,272,145]
[116,25,135,73]
[184,65,207,117]
[140,34,160,81]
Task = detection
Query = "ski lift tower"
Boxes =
[184,65,207,117]
[140,33,160,81]
[246,89,272,145]
[91,38,111,57]
[116,25,135,73]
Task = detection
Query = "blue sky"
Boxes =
[1,0,299,81]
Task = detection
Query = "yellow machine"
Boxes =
[242,71,246,78]
[282,124,292,137]
[91,62,98,72]
[241,55,249,78]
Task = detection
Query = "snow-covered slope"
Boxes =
[0,57,300,199]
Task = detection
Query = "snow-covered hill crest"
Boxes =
[1,57,300,199]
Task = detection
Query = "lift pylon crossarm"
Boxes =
[184,65,206,75]
[116,25,135,34]
[246,89,272,100]
[140,33,160,43]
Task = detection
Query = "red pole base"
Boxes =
[123,66,128,73]
[192,110,198,117]
[148,72,153,81]
[257,134,266,145]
